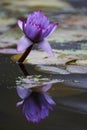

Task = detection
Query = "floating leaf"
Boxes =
[56,50,87,55]
[62,15,87,27]
[0,17,16,34]
[2,0,71,11]
[11,54,27,63]
[0,27,23,48]
[47,29,87,43]
[11,50,87,67]
[67,65,87,74]
[0,48,19,54]
[36,65,70,74]
[76,60,87,66]
[58,54,80,65]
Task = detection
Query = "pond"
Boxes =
[0,53,87,130]
[0,0,87,129]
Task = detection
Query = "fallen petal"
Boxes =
[38,40,54,56]
[17,36,33,52]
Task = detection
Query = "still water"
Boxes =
[0,54,87,130]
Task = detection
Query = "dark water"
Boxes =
[0,54,87,130]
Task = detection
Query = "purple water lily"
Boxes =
[17,10,58,63]
[16,84,56,123]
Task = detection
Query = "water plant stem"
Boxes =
[17,44,33,63]
[18,63,29,76]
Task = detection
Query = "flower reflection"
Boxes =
[16,84,56,123]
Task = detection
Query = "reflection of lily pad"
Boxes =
[16,75,62,89]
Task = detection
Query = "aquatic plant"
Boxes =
[17,10,58,63]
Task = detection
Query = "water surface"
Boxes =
[0,54,87,130]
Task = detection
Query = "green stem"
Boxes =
[17,44,33,63]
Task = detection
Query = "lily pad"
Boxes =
[61,15,87,28]
[76,60,87,66]
[11,50,86,66]
[0,18,16,33]
[47,29,87,43]
[0,27,22,48]
[67,65,87,74]
[2,0,71,11]
[26,50,80,65]
[57,50,87,55]
[36,65,70,74]
[0,48,18,54]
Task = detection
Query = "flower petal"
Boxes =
[16,86,31,99]
[16,100,24,107]
[17,36,33,52]
[38,40,54,56]
[25,24,42,42]
[17,20,23,30]
[39,83,52,92]
[44,94,56,105]
[43,23,58,38]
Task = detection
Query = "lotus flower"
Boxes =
[17,10,58,62]
[16,84,56,123]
